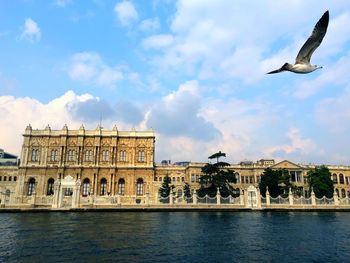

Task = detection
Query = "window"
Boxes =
[14,176,17,182]
[31,149,39,161]
[118,179,125,195]
[47,178,54,195]
[191,174,195,182]
[27,178,35,196]
[65,188,73,196]
[100,178,107,196]
[332,174,338,184]
[102,150,109,161]
[181,177,184,182]
[85,150,93,161]
[341,189,346,198]
[339,174,345,184]
[249,176,253,184]
[50,150,58,161]
[241,176,244,183]
[82,178,90,196]
[4,176,7,181]
[120,150,126,162]
[67,150,75,161]
[0,176,2,181]
[136,178,144,196]
[9,176,12,181]
[138,150,145,162]
[346,177,349,185]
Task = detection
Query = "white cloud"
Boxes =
[146,80,220,141]
[68,52,124,88]
[114,0,139,26]
[264,128,318,157]
[293,52,350,99]
[142,34,174,49]
[139,18,160,32]
[53,0,72,7]
[20,18,41,42]
[143,1,350,84]
[0,91,145,156]
[315,87,350,133]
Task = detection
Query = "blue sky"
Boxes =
[1,0,350,164]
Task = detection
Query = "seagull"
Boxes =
[267,10,329,74]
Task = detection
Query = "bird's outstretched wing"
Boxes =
[295,10,329,64]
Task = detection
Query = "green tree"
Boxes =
[308,165,334,198]
[159,175,173,198]
[259,168,291,197]
[183,183,191,198]
[198,151,237,197]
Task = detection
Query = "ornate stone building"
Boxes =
[16,124,155,207]
[1,125,350,208]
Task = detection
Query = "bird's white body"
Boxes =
[290,63,319,74]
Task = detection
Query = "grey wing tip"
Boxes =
[266,69,280,74]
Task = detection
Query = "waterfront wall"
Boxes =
[2,186,350,210]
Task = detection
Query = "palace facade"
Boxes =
[1,125,350,208]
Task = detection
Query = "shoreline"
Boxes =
[1,206,350,213]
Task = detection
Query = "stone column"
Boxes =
[193,189,197,205]
[72,180,81,208]
[256,187,262,209]
[169,190,173,205]
[240,189,244,206]
[30,190,36,207]
[266,187,270,206]
[146,192,150,206]
[0,191,5,208]
[117,194,121,205]
[333,188,339,206]
[216,188,220,205]
[311,187,316,206]
[289,187,293,206]
[58,186,64,208]
[52,180,61,208]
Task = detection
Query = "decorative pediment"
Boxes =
[271,160,302,169]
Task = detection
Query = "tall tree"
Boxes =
[159,175,173,198]
[308,165,334,198]
[259,168,291,198]
[198,151,237,197]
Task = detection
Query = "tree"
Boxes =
[183,183,191,198]
[308,165,334,198]
[198,151,237,197]
[159,175,174,198]
[259,168,291,198]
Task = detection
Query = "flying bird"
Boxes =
[267,10,329,74]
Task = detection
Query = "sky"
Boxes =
[1,0,350,165]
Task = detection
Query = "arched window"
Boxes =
[336,189,339,197]
[120,150,126,161]
[341,189,346,198]
[85,150,93,161]
[82,178,90,196]
[50,150,58,161]
[47,178,55,195]
[177,189,183,198]
[31,149,39,161]
[332,173,338,184]
[136,178,144,196]
[27,178,36,196]
[138,150,145,162]
[68,150,75,161]
[100,178,107,196]
[102,150,109,161]
[339,174,345,184]
[118,179,125,195]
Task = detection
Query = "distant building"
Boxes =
[0,148,18,166]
